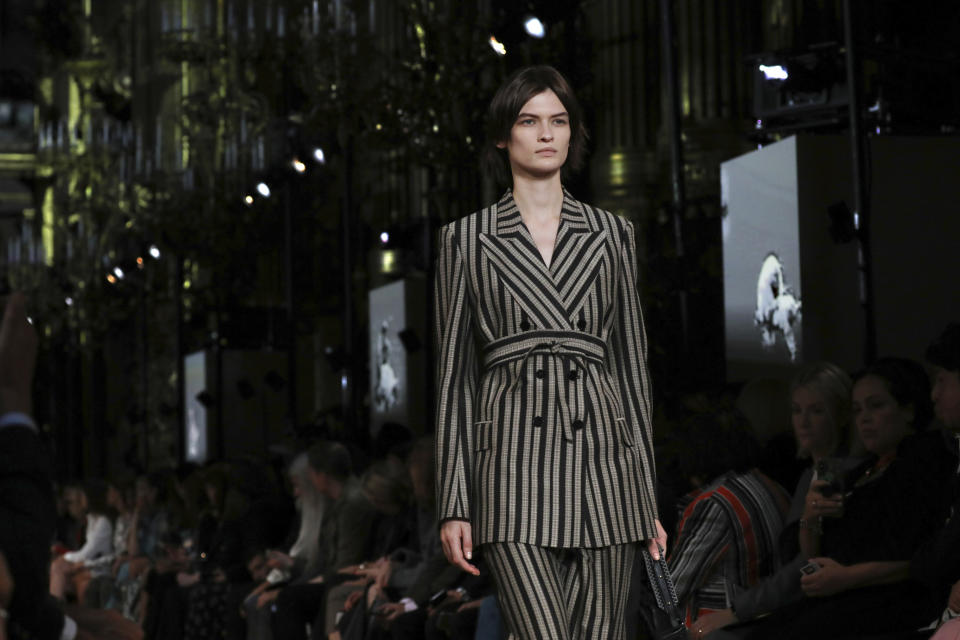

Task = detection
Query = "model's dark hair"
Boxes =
[927,323,960,372]
[853,357,934,430]
[481,65,588,187]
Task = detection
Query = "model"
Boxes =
[434,65,666,639]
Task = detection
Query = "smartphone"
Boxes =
[800,560,821,575]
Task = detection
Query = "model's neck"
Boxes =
[511,173,564,221]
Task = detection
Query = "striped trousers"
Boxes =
[485,542,637,640]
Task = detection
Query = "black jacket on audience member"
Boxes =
[0,424,66,640]
[910,431,960,611]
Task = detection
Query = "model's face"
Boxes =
[498,89,571,179]
[853,375,913,457]
[932,366,960,430]
[792,385,837,459]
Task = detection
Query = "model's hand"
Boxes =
[440,520,479,576]
[0,292,37,417]
[801,557,850,597]
[645,519,668,560]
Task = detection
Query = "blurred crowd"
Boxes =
[2,288,960,640]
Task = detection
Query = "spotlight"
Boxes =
[313,147,326,164]
[380,231,389,244]
[137,256,144,268]
[113,266,125,279]
[256,182,271,197]
[524,16,545,38]
[488,35,507,56]
[244,194,255,206]
[65,297,74,306]
[107,273,117,284]
[149,244,161,259]
[759,64,788,80]
[291,158,307,173]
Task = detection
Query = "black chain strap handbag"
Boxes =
[637,545,689,640]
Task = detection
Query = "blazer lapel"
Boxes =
[551,191,608,317]
[479,190,607,327]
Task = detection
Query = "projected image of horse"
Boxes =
[754,252,802,361]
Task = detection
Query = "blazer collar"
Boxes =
[494,187,592,238]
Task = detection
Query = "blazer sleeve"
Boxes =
[608,219,659,520]
[433,223,479,524]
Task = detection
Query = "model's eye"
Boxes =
[519,118,536,125]
[553,118,568,125]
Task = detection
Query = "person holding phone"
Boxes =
[732,358,955,639]
[434,65,667,639]
[691,361,855,637]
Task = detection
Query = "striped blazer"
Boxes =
[434,188,659,549]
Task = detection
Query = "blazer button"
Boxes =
[572,419,585,430]
[533,416,544,427]
[577,319,586,330]
[567,370,578,381]
[520,319,531,331]
[535,369,545,379]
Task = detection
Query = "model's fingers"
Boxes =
[441,535,452,564]
[461,524,473,561]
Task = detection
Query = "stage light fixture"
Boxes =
[380,231,389,244]
[107,273,117,284]
[313,147,326,164]
[759,64,789,80]
[256,182,271,197]
[65,297,74,306]
[244,194,255,206]
[137,257,144,268]
[149,245,161,259]
[524,16,545,38]
[488,35,507,56]
[291,158,307,173]
[113,267,125,279]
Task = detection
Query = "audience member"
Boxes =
[736,357,954,639]
[50,479,115,603]
[665,407,790,626]
[270,440,380,640]
[691,361,856,637]
[243,450,327,640]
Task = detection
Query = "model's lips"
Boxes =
[536,148,557,154]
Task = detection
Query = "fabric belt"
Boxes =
[481,330,606,369]
[481,331,606,441]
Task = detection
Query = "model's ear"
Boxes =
[495,140,507,149]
